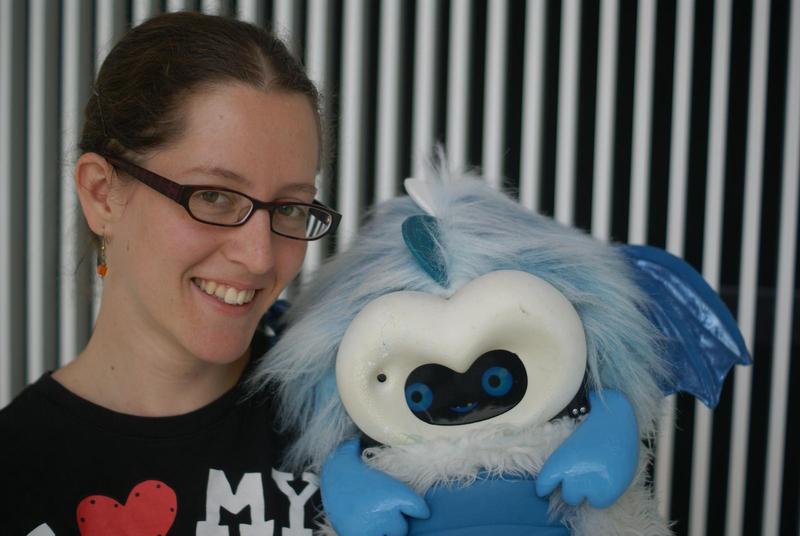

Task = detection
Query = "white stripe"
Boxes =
[95,0,126,72]
[519,0,547,211]
[703,0,732,294]
[132,0,159,25]
[666,0,693,258]
[628,0,656,245]
[302,0,334,280]
[27,0,60,383]
[691,0,733,532]
[482,0,509,190]
[762,1,800,533]
[412,0,440,179]
[666,2,696,529]
[554,0,581,225]
[0,0,26,406]
[93,1,125,322]
[166,0,192,12]
[0,0,10,406]
[236,0,264,25]
[728,0,771,533]
[591,0,619,241]
[60,0,93,368]
[703,3,742,536]
[655,397,676,519]
[273,0,300,55]
[376,0,404,202]
[727,366,754,533]
[447,0,473,171]
[337,0,367,250]
[641,0,667,518]
[201,0,227,15]
[697,2,733,532]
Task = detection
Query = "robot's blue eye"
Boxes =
[482,366,513,397]
[405,382,434,412]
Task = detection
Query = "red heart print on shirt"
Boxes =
[76,480,177,536]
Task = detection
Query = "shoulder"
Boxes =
[0,378,61,514]
[0,375,77,470]
[0,376,53,435]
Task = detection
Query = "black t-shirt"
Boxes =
[0,331,321,536]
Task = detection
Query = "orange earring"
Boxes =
[96,238,108,277]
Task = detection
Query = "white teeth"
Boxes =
[194,278,257,306]
[224,287,238,304]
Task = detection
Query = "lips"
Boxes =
[192,277,257,305]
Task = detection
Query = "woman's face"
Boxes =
[104,84,319,365]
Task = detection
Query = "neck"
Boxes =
[54,308,251,417]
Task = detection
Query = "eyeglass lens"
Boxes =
[187,189,331,239]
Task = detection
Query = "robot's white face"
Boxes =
[335,270,588,447]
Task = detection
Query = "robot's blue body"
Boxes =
[410,477,567,536]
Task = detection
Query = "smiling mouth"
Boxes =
[449,402,479,414]
[192,278,257,306]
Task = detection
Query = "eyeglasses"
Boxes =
[103,155,340,241]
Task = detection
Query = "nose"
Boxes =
[226,208,275,274]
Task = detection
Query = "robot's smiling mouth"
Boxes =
[449,402,479,414]
[404,350,528,426]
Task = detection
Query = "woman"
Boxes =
[0,12,337,535]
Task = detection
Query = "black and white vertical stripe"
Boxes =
[0,2,797,535]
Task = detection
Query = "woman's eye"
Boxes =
[405,382,434,413]
[198,190,232,205]
[481,366,513,397]
[276,204,307,219]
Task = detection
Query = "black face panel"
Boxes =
[403,349,528,426]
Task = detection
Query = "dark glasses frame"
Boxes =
[103,155,341,241]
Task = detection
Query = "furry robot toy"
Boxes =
[253,167,750,536]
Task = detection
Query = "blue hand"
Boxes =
[321,439,431,536]
[536,390,638,508]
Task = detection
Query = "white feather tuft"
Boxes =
[403,177,438,216]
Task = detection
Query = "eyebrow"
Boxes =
[279,183,319,197]
[187,166,250,185]
[186,166,318,197]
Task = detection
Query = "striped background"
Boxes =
[0,1,798,535]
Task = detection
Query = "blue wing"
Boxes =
[620,245,751,408]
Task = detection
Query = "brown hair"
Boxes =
[80,11,321,160]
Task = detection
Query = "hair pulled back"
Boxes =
[80,12,320,160]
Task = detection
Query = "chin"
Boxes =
[185,332,253,366]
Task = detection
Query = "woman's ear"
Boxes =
[75,152,119,236]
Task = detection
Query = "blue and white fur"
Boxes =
[251,163,675,535]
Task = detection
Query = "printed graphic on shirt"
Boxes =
[26,469,320,536]
[76,480,177,536]
[27,525,55,536]
[197,468,319,536]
